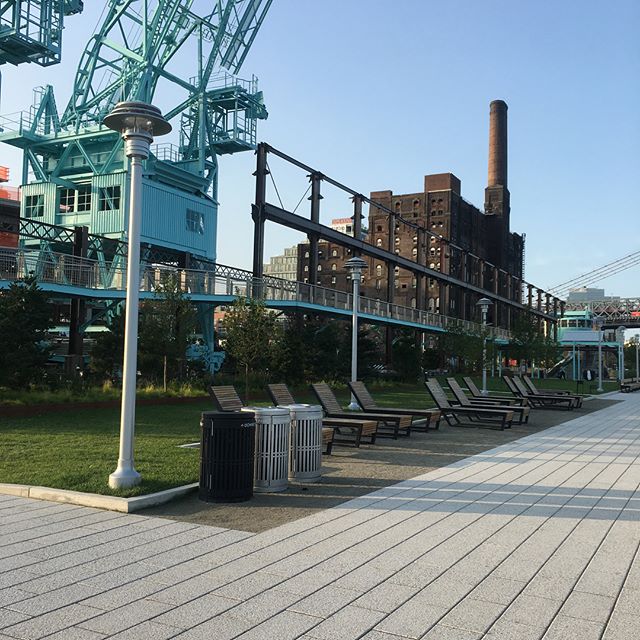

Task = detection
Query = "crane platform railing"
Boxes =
[0,245,510,341]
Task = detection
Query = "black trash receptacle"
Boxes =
[199,411,255,503]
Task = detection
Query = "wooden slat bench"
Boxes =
[424,379,514,430]
[311,382,412,439]
[621,378,640,392]
[347,380,441,431]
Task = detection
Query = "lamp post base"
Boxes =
[108,466,141,489]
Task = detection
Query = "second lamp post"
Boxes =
[345,256,368,410]
[476,298,493,396]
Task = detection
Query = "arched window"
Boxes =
[376,264,382,276]
[376,238,383,247]
[331,263,337,271]
[412,248,418,257]
[331,249,338,257]
[395,201,401,212]
[413,199,420,211]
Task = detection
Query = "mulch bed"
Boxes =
[0,396,206,419]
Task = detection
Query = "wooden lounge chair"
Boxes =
[502,376,576,410]
[462,376,520,402]
[311,382,412,439]
[209,385,336,454]
[266,383,378,447]
[347,380,441,431]
[424,379,513,430]
[446,378,530,424]
[522,375,583,408]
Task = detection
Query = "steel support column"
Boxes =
[68,226,89,367]
[252,143,269,280]
[308,172,322,296]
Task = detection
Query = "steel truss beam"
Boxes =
[252,143,560,323]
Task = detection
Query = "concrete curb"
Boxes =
[0,482,198,513]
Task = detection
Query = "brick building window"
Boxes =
[376,225,383,232]
[331,249,338,257]
[376,265,382,276]
[376,238,382,247]
[317,264,322,271]
[331,263,337,271]
[331,276,336,284]
[412,248,417,257]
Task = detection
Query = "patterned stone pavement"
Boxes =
[1,392,639,639]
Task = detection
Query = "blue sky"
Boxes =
[1,0,638,296]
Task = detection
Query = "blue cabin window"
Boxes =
[186,209,205,235]
[76,186,92,212]
[25,195,44,218]
[59,185,91,212]
[98,186,121,211]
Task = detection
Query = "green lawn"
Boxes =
[0,402,212,497]
[0,377,618,497]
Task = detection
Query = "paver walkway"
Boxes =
[1,393,639,640]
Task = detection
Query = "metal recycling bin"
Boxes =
[242,406,290,493]
[199,411,255,503]
[284,404,323,483]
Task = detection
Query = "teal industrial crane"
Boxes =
[0,0,272,372]
[0,0,271,263]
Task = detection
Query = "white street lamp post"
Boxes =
[476,298,493,396]
[345,256,368,410]
[103,102,171,489]
[635,334,639,382]
[617,326,626,382]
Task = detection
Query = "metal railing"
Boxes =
[0,246,510,340]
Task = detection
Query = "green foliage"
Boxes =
[0,278,53,388]
[90,274,198,384]
[391,330,422,382]
[138,274,198,382]
[283,316,381,383]
[222,297,280,400]
[434,322,484,373]
[509,316,560,368]
[89,306,125,379]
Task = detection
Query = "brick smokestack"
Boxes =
[487,99,508,188]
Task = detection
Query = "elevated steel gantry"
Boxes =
[252,143,563,334]
[0,1,83,67]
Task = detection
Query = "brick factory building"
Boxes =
[296,100,524,320]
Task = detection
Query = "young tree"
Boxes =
[138,273,198,382]
[0,278,53,388]
[391,330,422,382]
[90,306,125,380]
[91,274,197,384]
[222,297,280,401]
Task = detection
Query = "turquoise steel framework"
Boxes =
[0,0,270,261]
[0,0,271,370]
[0,1,83,67]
